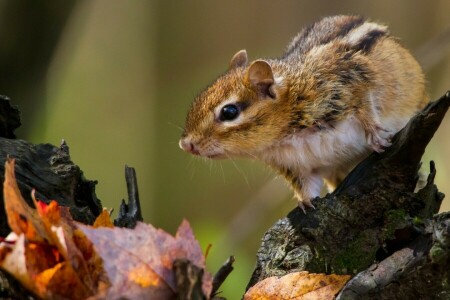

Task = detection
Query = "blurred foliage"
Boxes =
[0,0,449,298]
[0,0,77,137]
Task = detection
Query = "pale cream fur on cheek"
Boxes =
[182,95,242,157]
[274,76,284,86]
[213,76,285,127]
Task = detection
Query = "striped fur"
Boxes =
[180,15,428,209]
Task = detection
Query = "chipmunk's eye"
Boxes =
[219,104,240,121]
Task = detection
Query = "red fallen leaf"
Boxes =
[78,220,213,299]
[244,271,351,300]
[30,193,102,294]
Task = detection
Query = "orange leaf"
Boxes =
[35,262,92,299]
[93,209,114,228]
[0,160,106,299]
[34,198,61,224]
[1,160,212,299]
[3,159,50,242]
[31,188,100,294]
[244,271,351,300]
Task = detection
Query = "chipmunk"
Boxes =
[179,15,428,210]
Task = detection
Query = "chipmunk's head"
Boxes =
[179,50,290,159]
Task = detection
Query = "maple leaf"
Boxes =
[244,271,351,300]
[78,220,213,299]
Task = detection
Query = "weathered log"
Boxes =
[0,95,102,238]
[247,91,450,298]
[337,212,450,299]
[0,95,103,299]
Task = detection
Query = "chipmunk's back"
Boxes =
[284,15,368,58]
[278,15,427,141]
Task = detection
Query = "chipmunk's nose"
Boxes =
[179,137,200,155]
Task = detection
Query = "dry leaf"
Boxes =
[0,159,106,299]
[244,271,351,300]
[78,220,213,299]
[3,159,51,242]
[93,209,114,228]
[1,159,212,300]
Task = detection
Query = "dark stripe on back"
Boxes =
[334,17,366,41]
[284,15,365,57]
[353,29,386,53]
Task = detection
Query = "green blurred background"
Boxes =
[1,0,449,297]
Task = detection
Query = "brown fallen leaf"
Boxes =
[78,220,213,299]
[244,271,351,300]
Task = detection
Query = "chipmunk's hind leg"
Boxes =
[275,166,323,212]
[293,174,323,211]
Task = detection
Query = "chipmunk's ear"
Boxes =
[247,60,275,98]
[229,49,248,70]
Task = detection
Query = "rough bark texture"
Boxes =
[0,95,102,299]
[174,259,206,300]
[0,96,102,238]
[337,212,450,299]
[247,91,450,299]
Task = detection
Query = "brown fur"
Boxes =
[180,15,428,209]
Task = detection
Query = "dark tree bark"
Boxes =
[247,91,450,299]
[0,96,103,237]
[0,95,148,299]
[0,95,102,299]
[114,165,144,228]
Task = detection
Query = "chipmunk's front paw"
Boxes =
[292,175,322,213]
[367,125,392,153]
[296,195,316,213]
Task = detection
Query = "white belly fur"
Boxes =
[261,115,405,179]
